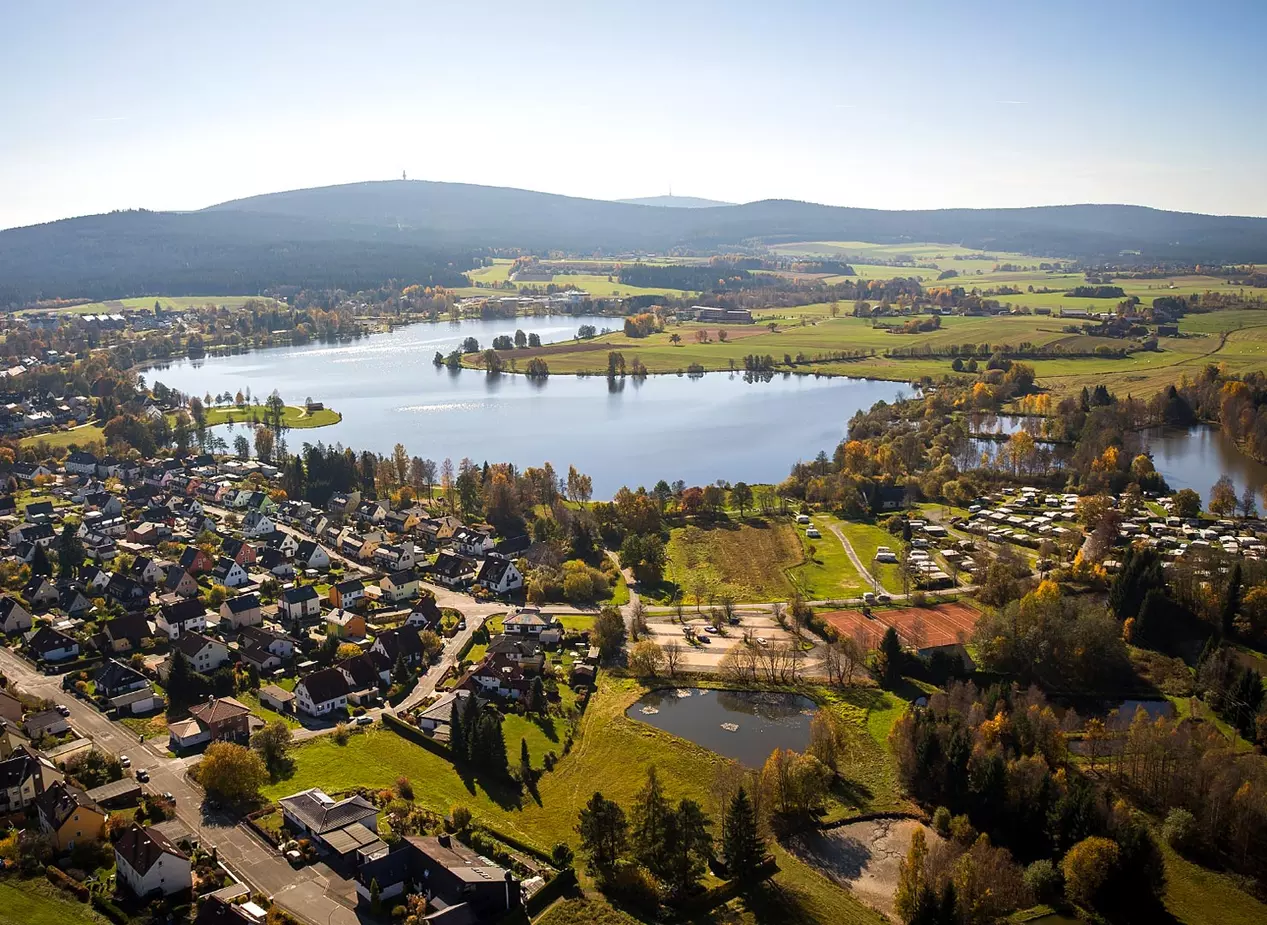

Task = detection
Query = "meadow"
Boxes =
[657,519,806,603]
[17,295,278,316]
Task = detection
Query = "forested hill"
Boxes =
[617,195,735,208]
[5,178,1267,303]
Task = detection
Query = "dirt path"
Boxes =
[825,521,890,595]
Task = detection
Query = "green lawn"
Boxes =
[502,712,567,768]
[788,515,869,601]
[1160,842,1267,925]
[200,404,341,429]
[19,423,105,449]
[660,518,803,604]
[831,518,902,594]
[269,675,896,925]
[0,879,106,925]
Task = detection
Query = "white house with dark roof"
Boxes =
[278,787,381,858]
[295,668,349,717]
[115,823,191,897]
[160,632,229,679]
[156,599,208,640]
[280,585,321,624]
[219,593,262,629]
[475,556,523,595]
[0,596,32,634]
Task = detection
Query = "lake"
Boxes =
[970,414,1267,506]
[145,316,906,497]
[625,688,817,766]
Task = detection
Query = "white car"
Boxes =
[806,527,821,539]
[119,755,131,769]
[755,637,768,647]
[704,625,718,634]
[796,514,811,524]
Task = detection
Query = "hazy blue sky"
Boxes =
[3,0,1266,229]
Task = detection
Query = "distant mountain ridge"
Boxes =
[4,178,1267,303]
[617,195,735,208]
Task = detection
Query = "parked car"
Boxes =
[806,527,821,539]
[703,625,717,634]
[55,704,70,717]
[119,755,131,769]
[136,769,149,783]
[796,514,811,524]
[756,637,768,647]
[863,592,876,605]
[355,715,374,726]
[877,593,891,603]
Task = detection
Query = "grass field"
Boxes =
[270,675,894,925]
[660,519,804,603]
[1160,842,1267,925]
[830,518,901,594]
[201,404,341,429]
[788,515,869,601]
[19,422,105,449]
[0,879,106,925]
[17,295,277,316]
[464,261,694,299]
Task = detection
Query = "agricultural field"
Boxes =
[509,302,1267,400]
[660,519,804,603]
[463,259,695,299]
[769,240,1055,275]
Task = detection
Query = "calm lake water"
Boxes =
[970,414,1267,506]
[626,688,817,766]
[146,316,905,497]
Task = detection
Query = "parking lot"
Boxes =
[642,609,805,671]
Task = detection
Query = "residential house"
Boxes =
[355,834,519,919]
[329,578,365,610]
[23,575,59,610]
[379,569,420,603]
[13,461,51,481]
[210,557,249,588]
[219,593,262,629]
[279,585,321,625]
[57,583,92,617]
[80,564,112,592]
[161,632,230,679]
[23,709,70,740]
[26,625,79,662]
[294,540,331,570]
[354,500,388,525]
[179,546,214,576]
[258,547,294,577]
[36,781,107,850]
[502,607,559,637]
[163,565,199,598]
[338,653,389,697]
[295,668,349,717]
[371,626,424,669]
[156,599,209,639]
[405,597,442,631]
[100,613,152,652]
[9,521,54,548]
[416,690,481,736]
[460,655,531,701]
[372,539,416,572]
[0,747,47,812]
[453,527,495,557]
[64,451,98,476]
[106,573,149,610]
[82,531,118,562]
[84,492,124,518]
[238,624,294,673]
[24,500,55,523]
[278,788,381,859]
[95,658,151,700]
[130,556,167,586]
[325,609,366,639]
[187,696,252,744]
[221,537,257,567]
[426,552,475,589]
[485,636,546,672]
[0,596,32,634]
[475,556,523,596]
[115,824,192,898]
[241,511,275,538]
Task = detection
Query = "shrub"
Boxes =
[551,842,575,869]
[1162,808,1197,852]
[949,814,976,844]
[1062,836,1120,908]
[450,805,471,831]
[1024,858,1063,904]
[396,777,414,801]
[333,723,350,745]
[931,806,951,836]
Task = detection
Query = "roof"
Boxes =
[167,717,205,739]
[86,778,143,804]
[337,653,381,689]
[36,780,101,829]
[321,821,386,856]
[282,585,319,604]
[374,627,422,661]
[116,823,187,875]
[27,625,76,654]
[258,684,295,702]
[504,610,552,629]
[161,598,208,625]
[222,593,260,614]
[333,578,364,594]
[385,569,419,585]
[407,834,511,882]
[105,613,151,641]
[0,749,38,788]
[173,631,220,658]
[476,557,516,585]
[429,553,474,579]
[96,658,148,691]
[416,690,479,725]
[298,667,349,704]
[189,696,251,726]
[278,788,376,835]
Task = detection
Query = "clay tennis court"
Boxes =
[822,602,981,649]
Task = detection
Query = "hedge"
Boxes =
[92,894,131,924]
[380,711,453,761]
[46,865,90,902]
[524,868,577,917]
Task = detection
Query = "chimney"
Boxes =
[437,833,450,848]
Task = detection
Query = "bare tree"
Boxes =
[629,599,649,640]
[719,593,737,626]
[663,641,683,677]
[771,602,786,629]
[821,642,842,686]
[839,636,863,685]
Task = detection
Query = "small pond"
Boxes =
[625,688,817,766]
